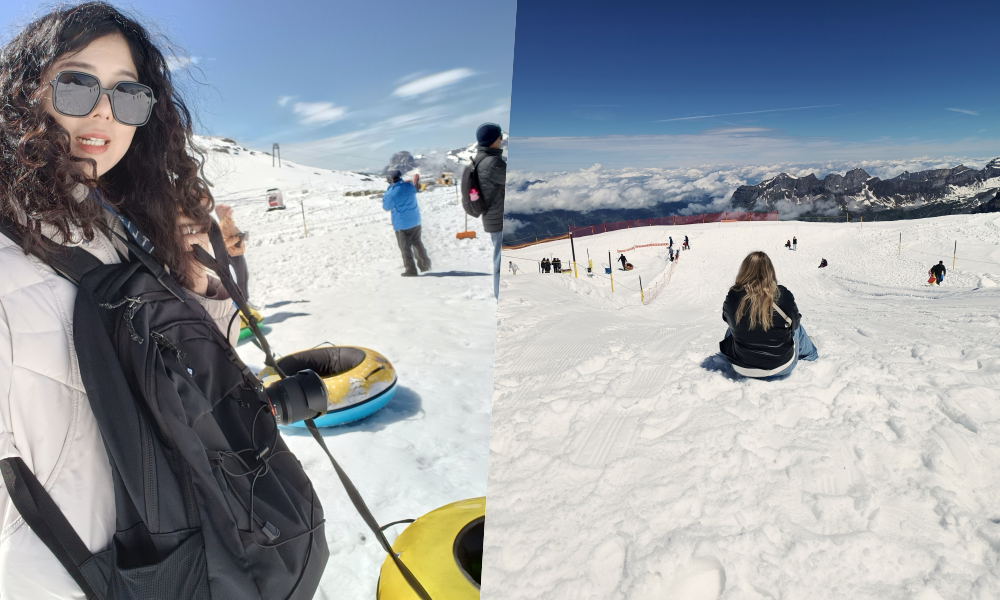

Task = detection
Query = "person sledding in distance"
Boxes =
[719,251,818,380]
[684,235,690,249]
[618,253,634,270]
[929,261,946,285]
[818,258,828,268]
[792,236,797,250]
[785,239,791,250]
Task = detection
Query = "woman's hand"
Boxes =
[215,203,245,256]
[177,212,210,296]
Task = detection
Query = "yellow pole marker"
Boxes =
[860,215,863,230]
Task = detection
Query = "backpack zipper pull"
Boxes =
[99,296,146,344]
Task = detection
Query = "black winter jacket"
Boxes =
[931,264,946,277]
[720,285,801,370]
[474,146,506,233]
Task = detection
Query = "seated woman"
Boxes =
[719,251,818,379]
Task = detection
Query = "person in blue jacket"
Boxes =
[382,169,431,276]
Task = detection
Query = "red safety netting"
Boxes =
[503,211,777,249]
[617,242,671,253]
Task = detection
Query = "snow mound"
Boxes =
[488,215,1000,599]
[197,135,496,597]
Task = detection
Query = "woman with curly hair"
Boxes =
[0,3,238,596]
[719,251,818,379]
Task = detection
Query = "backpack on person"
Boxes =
[0,213,431,600]
[460,156,489,218]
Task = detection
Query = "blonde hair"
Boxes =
[732,251,780,331]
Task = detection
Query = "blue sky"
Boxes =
[1,0,516,172]
[508,0,1000,171]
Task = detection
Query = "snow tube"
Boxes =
[258,346,397,427]
[376,497,484,600]
[624,263,634,271]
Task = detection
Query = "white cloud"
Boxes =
[946,108,980,116]
[165,55,200,71]
[392,68,475,97]
[504,156,999,216]
[508,129,1000,172]
[280,100,511,166]
[503,216,529,235]
[654,104,839,122]
[277,96,296,107]
[292,102,347,126]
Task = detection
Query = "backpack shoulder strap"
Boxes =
[0,457,99,599]
[772,302,792,328]
[0,216,103,285]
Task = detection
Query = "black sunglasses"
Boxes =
[48,71,157,127]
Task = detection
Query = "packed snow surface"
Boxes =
[486,215,1000,599]
[197,136,496,597]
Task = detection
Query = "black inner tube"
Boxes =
[453,517,484,588]
[275,347,366,379]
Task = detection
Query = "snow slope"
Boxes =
[197,136,496,597]
[485,215,1000,599]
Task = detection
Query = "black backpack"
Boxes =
[460,155,489,218]
[0,214,431,599]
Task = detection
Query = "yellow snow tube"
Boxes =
[258,345,398,427]
[377,497,485,600]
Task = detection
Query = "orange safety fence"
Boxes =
[616,242,672,253]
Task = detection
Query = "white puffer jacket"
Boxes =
[0,216,239,599]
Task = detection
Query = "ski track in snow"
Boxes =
[485,215,1000,600]
[197,137,496,597]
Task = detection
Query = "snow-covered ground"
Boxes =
[197,136,496,597]
[485,215,1000,599]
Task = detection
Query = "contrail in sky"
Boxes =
[654,104,840,122]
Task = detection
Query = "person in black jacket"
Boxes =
[474,123,506,299]
[619,254,628,269]
[719,251,818,379]
[930,261,946,285]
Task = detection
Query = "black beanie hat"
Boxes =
[386,169,402,183]
[476,123,502,146]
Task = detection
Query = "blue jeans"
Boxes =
[724,324,818,379]
[492,231,503,300]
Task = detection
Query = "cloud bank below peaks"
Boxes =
[505,156,997,216]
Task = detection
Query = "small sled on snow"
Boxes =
[623,263,634,271]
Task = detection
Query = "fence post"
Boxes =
[640,275,644,305]
[609,251,614,293]
[569,230,578,278]
[301,199,308,237]
[953,241,957,269]
[860,215,863,230]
